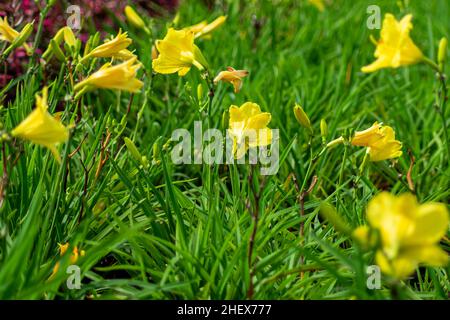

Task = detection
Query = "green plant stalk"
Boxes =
[0,140,9,210]
[336,143,348,210]
[247,164,260,299]
[204,71,215,213]
[423,57,449,165]
[28,3,52,72]
[436,75,449,166]
[297,135,314,273]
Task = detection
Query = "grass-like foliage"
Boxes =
[0,0,448,300]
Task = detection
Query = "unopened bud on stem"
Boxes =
[293,104,313,135]
[320,119,328,144]
[438,37,448,72]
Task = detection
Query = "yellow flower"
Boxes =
[213,67,249,93]
[362,14,423,73]
[351,122,402,161]
[0,16,19,43]
[185,16,227,39]
[63,27,77,47]
[51,243,85,278]
[11,87,69,163]
[124,5,146,29]
[351,122,384,147]
[308,0,325,11]
[85,29,132,59]
[0,17,32,53]
[367,126,402,161]
[152,28,208,76]
[74,57,143,93]
[111,49,136,61]
[228,102,272,159]
[354,192,449,279]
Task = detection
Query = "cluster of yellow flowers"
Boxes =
[4,10,146,163]
[148,10,449,283]
[150,15,268,159]
[0,6,447,283]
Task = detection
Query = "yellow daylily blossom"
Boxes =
[351,122,384,147]
[185,16,227,39]
[111,49,136,61]
[362,14,424,73]
[11,87,69,162]
[124,5,146,29]
[85,29,132,59]
[353,192,449,279]
[0,17,32,53]
[74,57,143,93]
[367,126,402,161]
[63,27,77,47]
[0,16,19,43]
[51,243,85,278]
[351,122,402,161]
[308,0,325,11]
[213,67,249,93]
[228,102,272,159]
[152,28,208,76]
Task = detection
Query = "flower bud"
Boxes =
[326,136,345,149]
[125,6,146,29]
[172,12,181,27]
[141,156,149,168]
[197,83,204,101]
[320,119,328,143]
[63,27,77,47]
[7,22,34,55]
[319,202,351,236]
[438,37,447,71]
[124,137,143,164]
[14,22,33,47]
[221,110,229,130]
[50,38,66,62]
[293,104,313,134]
[193,45,208,70]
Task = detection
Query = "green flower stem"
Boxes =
[28,3,52,70]
[203,71,215,213]
[247,164,260,299]
[0,140,9,210]
[77,53,93,66]
[423,57,449,166]
[422,56,440,73]
[436,74,449,167]
[336,142,348,210]
[298,136,314,248]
